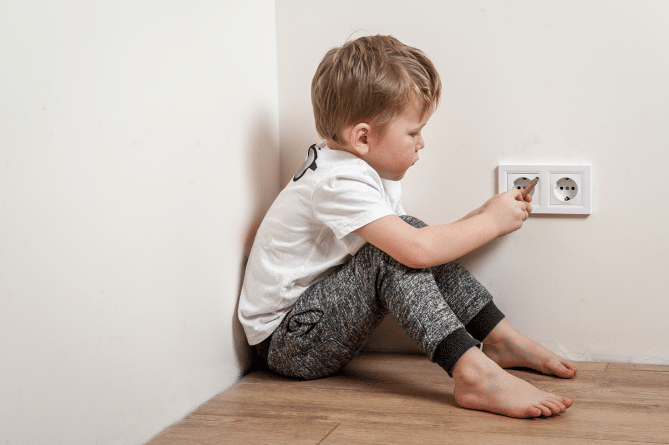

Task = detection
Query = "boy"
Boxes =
[239,35,576,418]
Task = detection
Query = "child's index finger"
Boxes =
[522,178,539,198]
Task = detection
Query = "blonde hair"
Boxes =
[311,35,441,145]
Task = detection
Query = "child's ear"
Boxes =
[349,123,371,157]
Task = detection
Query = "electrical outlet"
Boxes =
[507,174,541,207]
[498,164,591,215]
[550,173,581,205]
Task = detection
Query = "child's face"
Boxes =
[366,96,431,181]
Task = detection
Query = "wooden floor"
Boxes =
[147,353,669,444]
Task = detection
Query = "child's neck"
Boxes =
[325,139,363,158]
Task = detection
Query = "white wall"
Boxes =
[276,1,669,364]
[0,1,278,444]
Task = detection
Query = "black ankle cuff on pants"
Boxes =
[432,327,480,377]
[465,301,505,342]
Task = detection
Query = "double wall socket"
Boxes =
[498,164,592,215]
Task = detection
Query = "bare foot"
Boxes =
[482,320,577,379]
[452,347,573,418]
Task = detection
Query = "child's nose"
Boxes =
[416,135,425,150]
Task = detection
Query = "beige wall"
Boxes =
[276,1,669,364]
[0,1,279,444]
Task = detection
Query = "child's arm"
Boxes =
[355,189,532,269]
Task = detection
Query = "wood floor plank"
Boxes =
[320,421,658,445]
[145,353,669,445]
[606,362,669,373]
[145,414,338,445]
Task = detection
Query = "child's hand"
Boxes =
[480,189,532,237]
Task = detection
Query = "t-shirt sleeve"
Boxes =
[312,168,395,240]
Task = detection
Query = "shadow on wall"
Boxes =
[232,107,280,374]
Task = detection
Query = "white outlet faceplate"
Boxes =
[498,164,591,215]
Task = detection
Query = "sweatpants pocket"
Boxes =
[288,338,355,380]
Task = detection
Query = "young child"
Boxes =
[238,34,577,418]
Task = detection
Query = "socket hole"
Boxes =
[512,176,537,196]
[553,177,579,203]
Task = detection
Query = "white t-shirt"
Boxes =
[238,142,406,345]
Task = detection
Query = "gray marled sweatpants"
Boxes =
[260,215,504,380]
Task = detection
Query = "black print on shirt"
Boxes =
[293,144,319,182]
